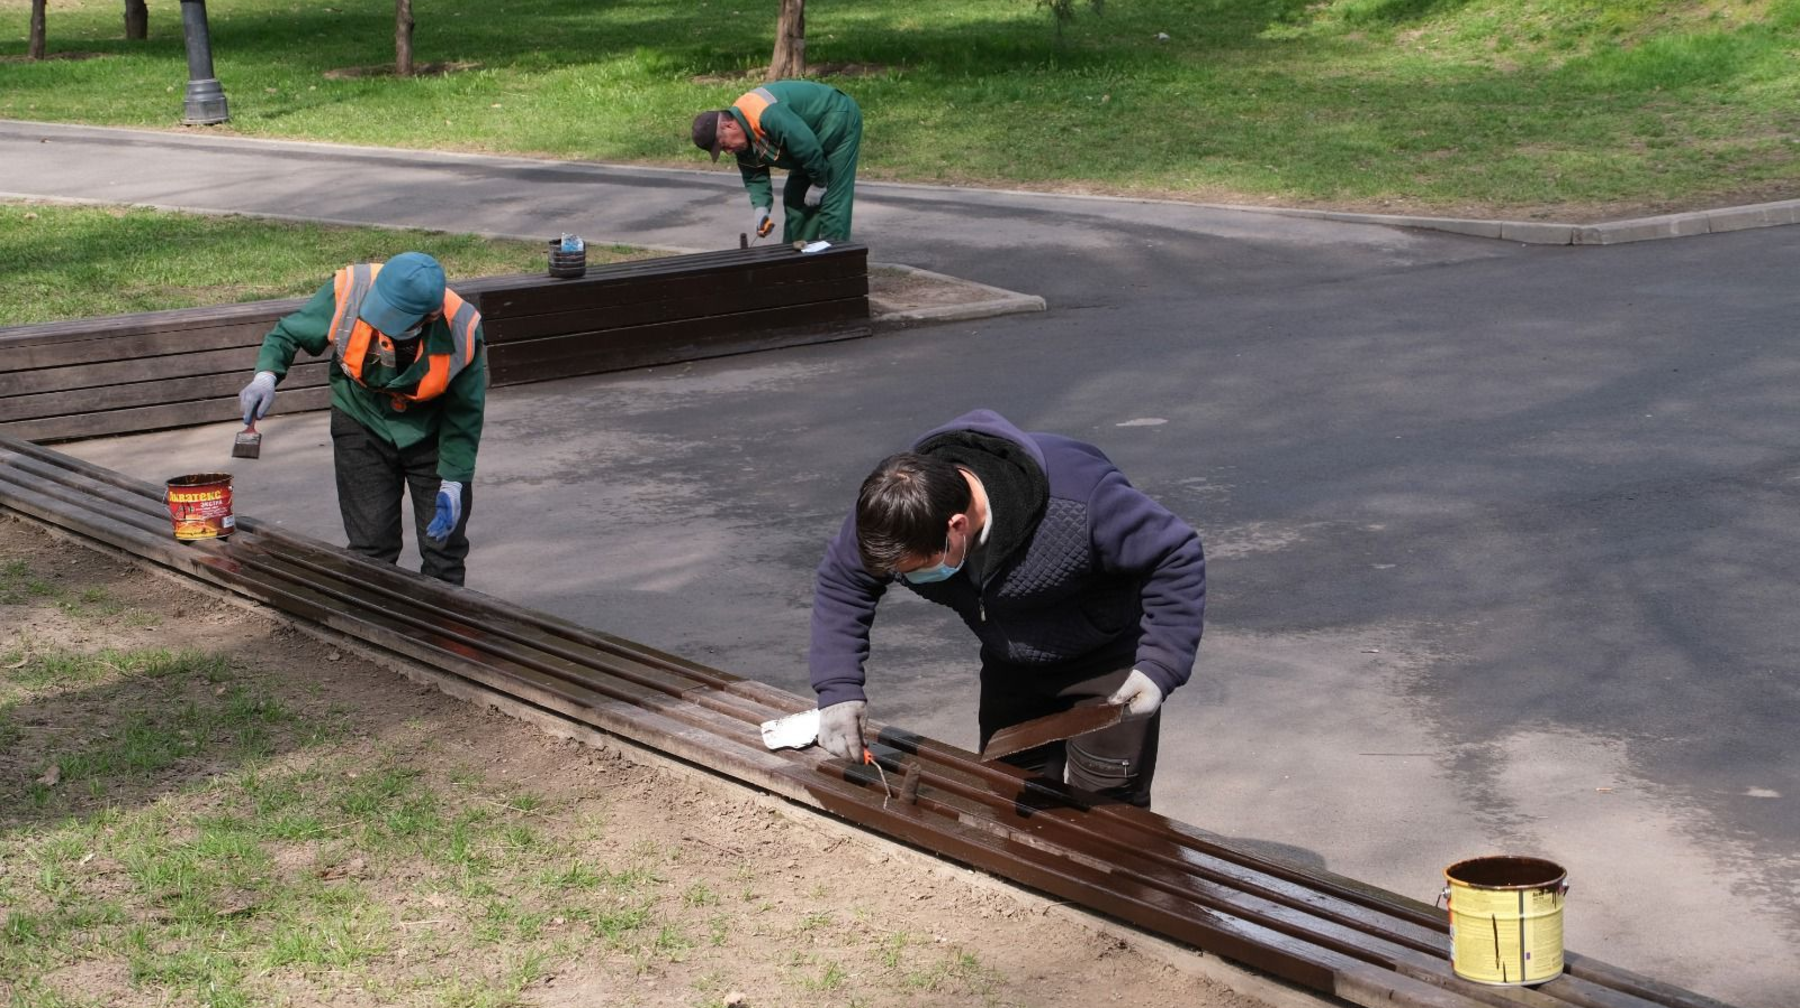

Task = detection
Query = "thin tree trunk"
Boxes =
[124,0,148,40]
[769,0,805,80]
[28,0,47,59]
[394,0,415,76]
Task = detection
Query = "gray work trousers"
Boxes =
[329,407,471,586]
[978,653,1161,808]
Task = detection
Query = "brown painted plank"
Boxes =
[476,247,867,319]
[0,362,330,424]
[0,320,281,373]
[487,302,871,385]
[0,385,334,443]
[0,344,300,397]
[980,704,1126,761]
[484,274,869,343]
[0,299,308,351]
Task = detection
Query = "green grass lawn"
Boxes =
[3,0,1797,216]
[0,200,641,326]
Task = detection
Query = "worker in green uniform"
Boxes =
[236,252,487,586]
[691,80,863,245]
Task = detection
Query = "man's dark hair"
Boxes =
[854,452,971,576]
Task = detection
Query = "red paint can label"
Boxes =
[164,473,235,541]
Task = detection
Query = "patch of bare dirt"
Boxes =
[869,265,1012,315]
[322,61,481,80]
[0,515,1289,1008]
[0,51,110,64]
[690,63,894,85]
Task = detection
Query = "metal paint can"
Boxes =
[1443,855,1568,986]
[164,472,235,541]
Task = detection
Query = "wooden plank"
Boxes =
[487,301,871,385]
[0,298,308,350]
[484,274,869,343]
[482,261,867,321]
[0,344,301,397]
[0,246,869,443]
[0,362,331,424]
[476,247,867,319]
[0,320,277,373]
[1,386,334,443]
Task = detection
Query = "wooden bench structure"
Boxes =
[0,245,869,443]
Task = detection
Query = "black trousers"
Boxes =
[977,652,1161,808]
[329,408,471,586]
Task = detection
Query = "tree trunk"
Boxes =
[28,0,47,59]
[394,0,415,77]
[769,0,805,80]
[124,0,148,40]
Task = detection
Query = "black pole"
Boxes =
[178,0,229,124]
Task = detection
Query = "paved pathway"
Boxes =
[4,121,1797,1008]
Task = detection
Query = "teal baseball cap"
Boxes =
[360,252,445,336]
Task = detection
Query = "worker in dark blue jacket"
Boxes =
[808,409,1206,808]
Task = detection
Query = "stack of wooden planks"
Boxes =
[0,244,869,443]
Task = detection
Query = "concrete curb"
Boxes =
[1238,198,1800,245]
[867,261,1047,329]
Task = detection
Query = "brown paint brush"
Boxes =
[231,421,261,459]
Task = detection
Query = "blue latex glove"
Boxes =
[426,480,463,541]
[238,371,276,425]
[803,185,826,208]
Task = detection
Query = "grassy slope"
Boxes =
[2,0,1797,215]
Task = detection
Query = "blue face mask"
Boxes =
[900,530,965,585]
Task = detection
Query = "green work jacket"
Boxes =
[253,281,488,484]
[729,80,861,208]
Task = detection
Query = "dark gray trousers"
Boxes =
[978,652,1161,808]
[329,408,471,586]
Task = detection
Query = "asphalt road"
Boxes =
[4,121,1796,1006]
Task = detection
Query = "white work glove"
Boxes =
[426,480,463,541]
[817,700,867,760]
[1107,669,1164,720]
[238,371,276,425]
[750,205,773,238]
[802,185,827,208]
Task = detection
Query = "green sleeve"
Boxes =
[760,103,831,186]
[735,155,773,209]
[254,281,336,380]
[434,335,487,484]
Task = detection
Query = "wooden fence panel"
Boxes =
[0,245,868,443]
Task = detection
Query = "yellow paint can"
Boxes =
[1443,855,1568,986]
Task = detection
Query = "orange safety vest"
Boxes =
[327,262,481,411]
[731,86,782,161]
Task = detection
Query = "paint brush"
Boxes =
[231,421,261,459]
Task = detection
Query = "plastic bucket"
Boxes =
[1443,855,1568,986]
[164,473,235,541]
[547,238,586,279]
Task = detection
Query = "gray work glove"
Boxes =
[751,205,774,238]
[802,185,827,208]
[816,700,867,760]
[238,371,277,425]
[1107,669,1164,720]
